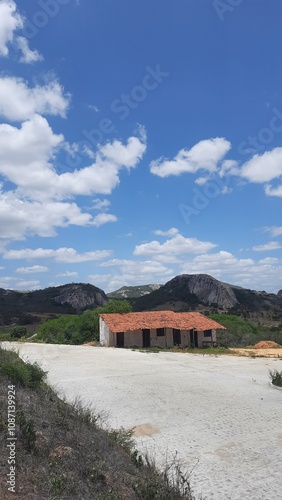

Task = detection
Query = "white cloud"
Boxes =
[153,227,179,237]
[16,36,43,64]
[92,199,111,211]
[3,247,112,263]
[0,114,146,240]
[56,271,79,278]
[134,233,217,257]
[239,148,282,183]
[15,280,40,290]
[0,0,22,57]
[252,241,282,252]
[150,138,231,178]
[15,265,49,274]
[0,191,93,239]
[93,213,117,227]
[94,258,172,291]
[0,276,16,288]
[263,226,282,237]
[265,184,282,198]
[0,77,70,121]
[0,117,146,201]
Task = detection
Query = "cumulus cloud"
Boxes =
[150,138,231,178]
[252,241,282,252]
[0,191,93,239]
[92,199,111,211]
[15,265,49,274]
[94,258,172,291]
[0,77,70,121]
[15,280,40,290]
[3,247,112,263]
[0,113,145,239]
[265,184,282,198]
[92,213,117,227]
[175,250,282,292]
[239,148,282,184]
[0,0,22,56]
[0,115,146,201]
[0,1,43,63]
[16,36,43,63]
[134,233,217,257]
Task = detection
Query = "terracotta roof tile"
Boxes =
[99,311,226,333]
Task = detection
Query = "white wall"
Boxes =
[99,317,110,346]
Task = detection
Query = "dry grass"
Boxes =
[0,347,197,500]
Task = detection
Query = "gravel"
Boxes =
[2,342,282,500]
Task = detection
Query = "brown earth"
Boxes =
[231,347,282,358]
[252,340,281,349]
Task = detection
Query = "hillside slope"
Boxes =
[131,274,282,322]
[0,283,108,325]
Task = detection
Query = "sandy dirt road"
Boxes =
[1,342,282,500]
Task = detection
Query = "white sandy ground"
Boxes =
[1,343,282,500]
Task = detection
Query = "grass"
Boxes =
[0,346,199,499]
[269,369,282,387]
[0,347,47,387]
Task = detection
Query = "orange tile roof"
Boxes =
[99,311,226,333]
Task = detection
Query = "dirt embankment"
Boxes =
[232,340,282,357]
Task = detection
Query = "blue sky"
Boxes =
[0,0,282,293]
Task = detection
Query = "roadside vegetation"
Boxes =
[209,314,282,347]
[269,369,282,387]
[0,346,197,499]
[1,307,282,350]
[34,300,131,345]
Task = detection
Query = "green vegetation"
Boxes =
[0,347,47,387]
[0,346,196,499]
[11,325,27,339]
[36,299,132,345]
[131,284,198,312]
[269,369,282,387]
[209,313,282,347]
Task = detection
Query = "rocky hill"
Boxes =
[107,284,161,299]
[1,275,282,327]
[0,283,108,326]
[131,274,282,323]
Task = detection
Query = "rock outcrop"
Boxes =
[165,274,239,309]
[54,283,108,309]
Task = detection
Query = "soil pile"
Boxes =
[252,340,281,349]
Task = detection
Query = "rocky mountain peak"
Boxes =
[168,274,239,309]
[53,283,108,310]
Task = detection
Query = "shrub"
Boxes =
[11,326,27,339]
[269,369,282,387]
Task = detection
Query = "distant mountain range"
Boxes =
[0,274,282,326]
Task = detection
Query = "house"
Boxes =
[99,311,226,348]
